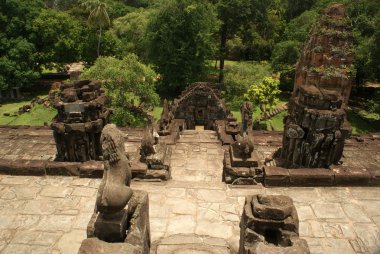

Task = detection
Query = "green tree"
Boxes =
[271,41,301,72]
[271,9,318,91]
[284,0,315,20]
[82,0,111,57]
[146,0,219,95]
[81,28,122,63]
[348,0,380,84]
[112,9,151,59]
[31,9,83,69]
[283,10,318,42]
[0,0,43,91]
[223,62,272,109]
[81,54,159,126]
[215,0,271,81]
[244,77,280,115]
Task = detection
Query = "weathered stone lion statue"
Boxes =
[96,124,132,214]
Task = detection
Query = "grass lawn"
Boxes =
[0,97,57,126]
[265,111,286,131]
[151,106,163,122]
[348,109,380,134]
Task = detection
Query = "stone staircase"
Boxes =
[179,130,220,144]
[256,103,288,122]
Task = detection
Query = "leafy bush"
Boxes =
[244,76,281,114]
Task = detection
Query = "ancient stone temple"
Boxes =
[239,195,310,254]
[158,82,230,132]
[281,4,354,168]
[50,80,111,162]
[79,124,150,254]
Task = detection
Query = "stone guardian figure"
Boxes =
[94,124,133,241]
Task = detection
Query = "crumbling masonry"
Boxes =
[281,4,354,168]
[51,80,111,162]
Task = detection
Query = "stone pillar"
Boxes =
[50,80,111,162]
[79,125,150,254]
[281,4,354,168]
[239,195,310,254]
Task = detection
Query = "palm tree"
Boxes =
[82,0,111,57]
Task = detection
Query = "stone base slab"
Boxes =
[230,147,259,168]
[78,238,142,254]
[331,166,371,186]
[288,168,334,186]
[85,190,150,254]
[0,158,170,181]
[263,166,380,187]
[154,234,230,254]
[264,166,290,186]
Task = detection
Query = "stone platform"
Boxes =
[0,130,379,253]
[0,126,379,185]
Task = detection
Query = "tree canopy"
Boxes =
[146,0,219,95]
[81,54,159,126]
[0,0,43,90]
[1,0,380,100]
[244,77,281,114]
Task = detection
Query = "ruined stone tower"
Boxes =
[281,4,354,168]
[51,80,111,162]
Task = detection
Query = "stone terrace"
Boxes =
[0,127,379,170]
[0,129,379,253]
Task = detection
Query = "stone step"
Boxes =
[179,130,220,143]
[155,234,231,254]
[182,130,217,135]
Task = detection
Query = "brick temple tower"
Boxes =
[281,4,354,168]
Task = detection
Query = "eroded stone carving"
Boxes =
[97,124,132,215]
[223,133,262,185]
[239,195,310,254]
[81,124,150,253]
[139,123,171,181]
[241,101,253,132]
[51,80,111,162]
[280,4,354,168]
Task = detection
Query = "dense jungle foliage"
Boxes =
[1,0,379,126]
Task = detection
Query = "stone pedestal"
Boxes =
[82,190,150,254]
[239,195,310,254]
[140,126,172,180]
[223,135,262,185]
